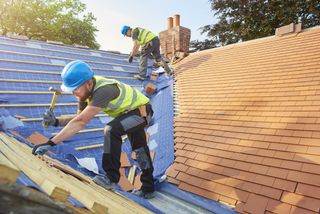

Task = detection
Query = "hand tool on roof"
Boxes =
[43,87,62,128]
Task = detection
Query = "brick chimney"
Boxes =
[167,17,173,30]
[159,15,191,61]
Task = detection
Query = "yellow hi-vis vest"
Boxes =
[91,76,149,118]
[135,27,157,45]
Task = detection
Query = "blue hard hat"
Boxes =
[121,25,130,36]
[60,60,94,92]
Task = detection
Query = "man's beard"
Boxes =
[79,87,92,100]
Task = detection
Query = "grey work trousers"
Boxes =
[139,37,171,77]
[102,104,154,193]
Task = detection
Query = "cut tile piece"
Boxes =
[119,176,134,192]
[26,132,48,145]
[133,172,142,190]
[120,152,131,167]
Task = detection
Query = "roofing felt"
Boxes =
[170,26,320,213]
[0,35,235,213]
[0,35,164,213]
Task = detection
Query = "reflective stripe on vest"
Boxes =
[136,27,156,45]
[106,83,126,110]
[92,76,149,117]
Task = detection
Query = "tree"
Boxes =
[191,0,320,51]
[189,39,217,52]
[0,0,100,49]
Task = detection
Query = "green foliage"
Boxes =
[189,39,217,52]
[192,0,320,51]
[0,0,100,49]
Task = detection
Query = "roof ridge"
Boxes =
[191,25,320,56]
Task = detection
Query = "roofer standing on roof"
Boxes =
[32,60,155,199]
[122,25,172,80]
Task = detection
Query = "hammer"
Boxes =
[43,87,62,128]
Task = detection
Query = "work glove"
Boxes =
[128,55,133,63]
[32,139,56,156]
[43,110,58,127]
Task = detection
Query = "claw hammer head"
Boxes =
[43,87,62,128]
[48,87,62,112]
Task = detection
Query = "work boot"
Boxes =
[92,175,116,190]
[133,74,146,81]
[159,61,173,76]
[166,68,174,76]
[132,189,156,199]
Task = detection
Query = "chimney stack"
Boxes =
[159,15,191,61]
[167,17,173,30]
[173,14,180,27]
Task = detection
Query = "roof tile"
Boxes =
[244,194,269,214]
[259,186,283,200]
[194,153,209,162]
[179,182,220,201]
[287,171,320,186]
[296,183,320,199]
[249,164,269,174]
[301,163,320,174]
[290,206,317,214]
[219,195,237,206]
[267,199,292,214]
[165,164,179,178]
[241,182,262,194]
[266,167,289,179]
[171,26,320,213]
[175,156,187,164]
[281,191,320,212]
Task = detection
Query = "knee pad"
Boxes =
[103,125,112,153]
[102,153,110,172]
[134,147,151,170]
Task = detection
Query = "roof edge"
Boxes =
[189,24,320,56]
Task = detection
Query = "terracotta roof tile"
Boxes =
[259,186,282,200]
[165,164,179,178]
[295,183,320,199]
[281,192,320,212]
[267,167,289,179]
[167,177,180,185]
[244,194,269,214]
[290,206,317,214]
[170,26,320,213]
[118,176,134,192]
[267,199,292,214]
[120,152,131,167]
[287,171,320,186]
[301,163,320,174]
[25,132,48,145]
[273,178,297,192]
[179,182,220,201]
[175,156,187,163]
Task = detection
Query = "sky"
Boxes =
[80,0,216,54]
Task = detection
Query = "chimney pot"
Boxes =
[167,17,173,30]
[173,14,180,27]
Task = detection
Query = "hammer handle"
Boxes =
[49,92,58,112]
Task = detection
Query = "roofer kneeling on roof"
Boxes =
[32,60,155,199]
[121,25,172,80]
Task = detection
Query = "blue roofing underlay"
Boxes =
[0,36,235,214]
